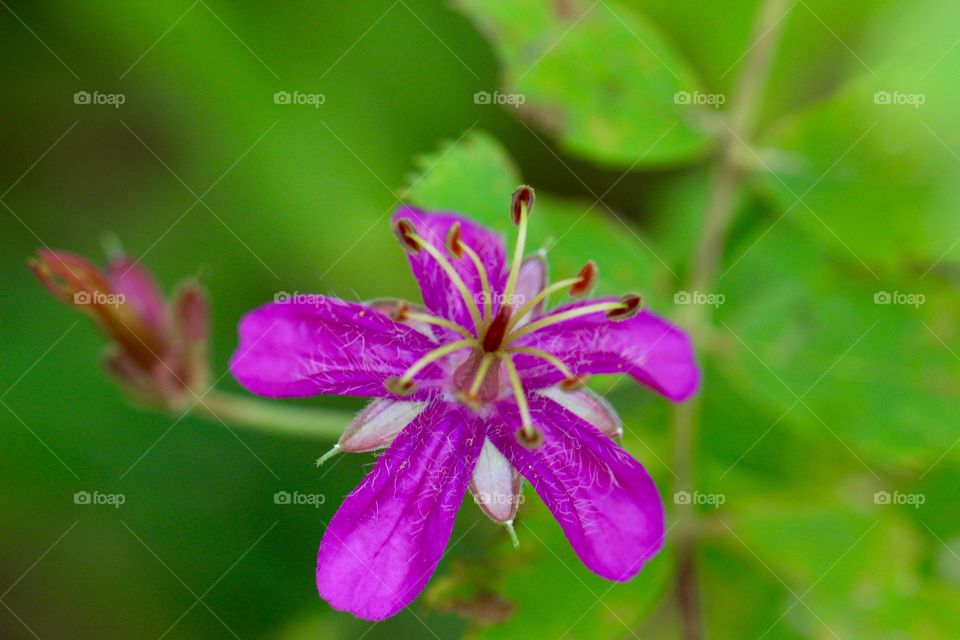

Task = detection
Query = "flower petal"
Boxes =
[537,386,622,439]
[339,398,427,452]
[469,437,521,524]
[392,207,507,333]
[316,402,483,620]
[107,255,168,335]
[514,299,700,402]
[511,251,548,326]
[488,394,666,581]
[230,297,447,399]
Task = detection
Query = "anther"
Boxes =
[559,374,589,391]
[569,261,598,297]
[511,185,535,225]
[385,376,416,396]
[393,218,421,254]
[390,301,410,322]
[446,222,464,259]
[606,293,643,321]
[516,425,544,449]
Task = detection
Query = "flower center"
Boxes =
[387,187,643,447]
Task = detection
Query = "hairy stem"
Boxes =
[672,0,792,638]
[194,390,349,439]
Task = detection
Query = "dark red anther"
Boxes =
[446,222,464,259]
[393,218,421,254]
[510,185,535,225]
[569,261,598,297]
[606,293,643,321]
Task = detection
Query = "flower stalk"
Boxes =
[671,0,792,638]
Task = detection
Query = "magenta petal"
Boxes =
[488,394,666,581]
[392,207,507,332]
[107,256,168,334]
[316,402,483,620]
[515,299,700,402]
[230,297,445,398]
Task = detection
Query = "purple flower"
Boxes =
[230,186,699,620]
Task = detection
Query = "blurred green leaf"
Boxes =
[716,224,960,467]
[456,0,714,167]
[405,131,668,295]
[756,0,960,275]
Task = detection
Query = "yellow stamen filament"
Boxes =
[398,339,477,383]
[502,353,535,438]
[506,346,575,380]
[506,276,581,333]
[404,311,475,339]
[409,233,484,331]
[504,301,628,346]
[468,353,496,397]
[502,204,529,302]
[458,241,493,322]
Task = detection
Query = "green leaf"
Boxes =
[715,223,960,467]
[457,0,714,167]
[755,0,960,274]
[405,131,669,295]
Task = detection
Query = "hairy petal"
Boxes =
[514,299,700,402]
[488,394,666,581]
[339,398,428,452]
[538,386,622,439]
[316,402,483,620]
[393,207,507,332]
[230,297,446,399]
[469,437,521,524]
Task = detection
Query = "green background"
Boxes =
[2,0,958,638]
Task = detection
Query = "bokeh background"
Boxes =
[2,0,959,638]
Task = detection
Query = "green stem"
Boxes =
[672,0,792,638]
[193,390,350,439]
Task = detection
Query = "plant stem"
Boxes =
[194,390,350,439]
[672,0,791,638]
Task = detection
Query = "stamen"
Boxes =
[401,226,485,331]
[503,185,535,302]
[391,302,475,339]
[504,299,635,346]
[393,218,421,253]
[606,293,643,320]
[455,352,494,409]
[445,222,464,259]
[502,353,543,449]
[385,338,476,395]
[506,260,597,333]
[506,346,578,385]
[457,240,493,322]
